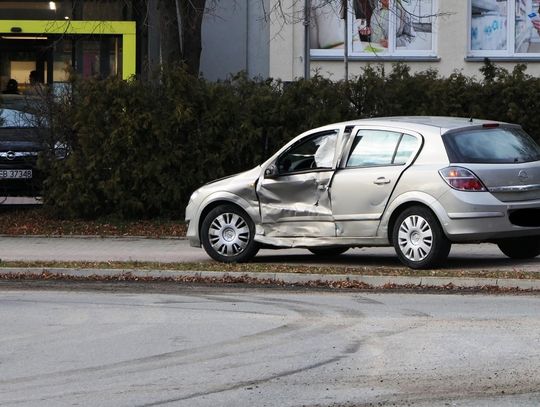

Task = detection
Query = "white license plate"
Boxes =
[0,169,32,179]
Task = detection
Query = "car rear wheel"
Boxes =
[308,247,349,256]
[392,206,451,269]
[497,237,540,259]
[201,204,259,263]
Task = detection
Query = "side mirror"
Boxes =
[264,164,278,178]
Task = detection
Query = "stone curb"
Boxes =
[1,267,539,290]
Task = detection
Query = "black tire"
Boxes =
[308,247,349,256]
[201,204,260,263]
[392,206,451,269]
[497,237,540,259]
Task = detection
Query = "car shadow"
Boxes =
[252,252,540,270]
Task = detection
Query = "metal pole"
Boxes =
[343,0,348,82]
[304,0,311,79]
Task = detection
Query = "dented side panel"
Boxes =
[255,127,346,238]
[257,171,336,237]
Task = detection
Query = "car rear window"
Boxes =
[443,127,540,163]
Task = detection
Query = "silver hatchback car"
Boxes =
[185,117,540,268]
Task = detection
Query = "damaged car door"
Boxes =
[256,129,340,238]
[331,128,421,237]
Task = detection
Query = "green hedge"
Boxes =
[39,61,540,219]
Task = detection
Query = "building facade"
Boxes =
[2,0,538,88]
[268,0,540,80]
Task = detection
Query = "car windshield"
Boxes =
[0,109,37,128]
[443,127,540,164]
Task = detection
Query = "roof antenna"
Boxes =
[469,117,473,123]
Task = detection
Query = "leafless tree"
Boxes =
[156,0,207,74]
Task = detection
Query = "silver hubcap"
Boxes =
[398,215,433,262]
[208,212,250,257]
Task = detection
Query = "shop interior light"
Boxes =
[49,1,56,10]
[1,36,48,40]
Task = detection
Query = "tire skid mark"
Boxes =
[136,355,346,407]
[0,293,366,393]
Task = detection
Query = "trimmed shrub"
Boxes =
[40,62,540,220]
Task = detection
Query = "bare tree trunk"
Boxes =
[158,0,182,65]
[178,0,206,75]
[132,0,149,79]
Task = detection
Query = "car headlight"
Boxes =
[54,141,69,160]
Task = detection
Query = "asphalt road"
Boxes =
[1,287,539,407]
[0,236,539,272]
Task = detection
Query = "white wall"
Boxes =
[201,0,270,81]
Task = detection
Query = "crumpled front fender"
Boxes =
[186,191,261,247]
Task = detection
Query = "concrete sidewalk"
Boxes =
[1,236,539,290]
[0,236,190,263]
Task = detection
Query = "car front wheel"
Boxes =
[392,206,451,269]
[497,237,540,259]
[201,204,259,263]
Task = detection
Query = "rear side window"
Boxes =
[394,134,419,165]
[443,127,540,163]
[346,130,419,167]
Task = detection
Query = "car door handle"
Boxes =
[317,184,327,190]
[373,177,391,185]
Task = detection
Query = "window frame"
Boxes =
[0,20,135,80]
[340,127,422,169]
[468,0,540,58]
[310,0,438,59]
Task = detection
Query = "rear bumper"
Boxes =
[444,218,540,242]
[438,189,540,242]
[0,178,42,196]
[0,162,42,197]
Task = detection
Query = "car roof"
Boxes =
[315,116,515,135]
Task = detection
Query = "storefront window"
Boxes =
[310,0,436,57]
[53,39,73,82]
[0,34,122,92]
[470,0,540,56]
[76,37,121,78]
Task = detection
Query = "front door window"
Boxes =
[277,131,338,174]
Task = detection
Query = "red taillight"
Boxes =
[439,166,486,192]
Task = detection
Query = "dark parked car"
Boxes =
[0,108,45,197]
